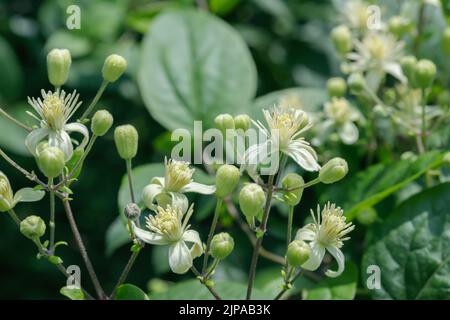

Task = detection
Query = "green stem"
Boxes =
[286,206,294,248]
[191,266,221,300]
[274,269,304,300]
[7,209,21,225]
[202,198,222,274]
[246,174,275,300]
[79,81,108,121]
[111,248,141,298]
[49,178,56,253]
[0,108,32,132]
[279,177,320,193]
[126,159,136,204]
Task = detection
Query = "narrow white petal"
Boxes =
[301,241,325,271]
[64,122,90,150]
[132,224,170,245]
[180,182,216,194]
[325,245,345,278]
[150,176,165,187]
[168,241,193,274]
[295,225,316,241]
[182,229,204,259]
[25,128,50,156]
[58,131,74,161]
[141,184,163,210]
[286,142,321,172]
[169,192,189,214]
[338,122,359,145]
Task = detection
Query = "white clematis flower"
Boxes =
[243,106,320,176]
[323,98,361,145]
[142,158,216,213]
[133,204,203,274]
[26,89,89,161]
[295,202,354,278]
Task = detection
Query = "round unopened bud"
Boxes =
[414,59,436,89]
[319,157,348,184]
[239,183,266,219]
[37,147,65,179]
[20,215,46,240]
[281,173,304,206]
[286,240,310,267]
[388,16,410,38]
[400,55,417,83]
[234,114,251,132]
[214,113,235,133]
[114,125,138,160]
[356,207,378,226]
[327,77,347,97]
[124,203,141,220]
[47,48,71,87]
[0,172,14,212]
[91,110,113,136]
[347,73,366,94]
[215,165,240,198]
[210,232,235,260]
[102,54,127,83]
[331,25,352,55]
[442,28,450,54]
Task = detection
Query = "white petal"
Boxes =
[180,182,216,194]
[384,62,406,84]
[286,141,321,171]
[53,131,74,161]
[150,176,165,187]
[182,229,204,259]
[141,184,163,210]
[64,122,90,149]
[132,223,170,245]
[325,245,345,278]
[25,128,50,157]
[295,225,316,241]
[169,192,189,214]
[338,122,359,145]
[168,241,193,274]
[301,241,325,271]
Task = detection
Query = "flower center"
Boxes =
[326,98,351,124]
[146,206,183,241]
[364,35,388,61]
[316,203,354,247]
[42,94,66,130]
[266,107,309,149]
[165,159,194,192]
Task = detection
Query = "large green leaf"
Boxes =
[115,284,149,300]
[150,279,269,300]
[138,9,256,131]
[362,183,450,300]
[0,104,30,156]
[322,151,445,221]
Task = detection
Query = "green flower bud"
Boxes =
[37,147,65,179]
[414,59,436,89]
[400,55,417,83]
[47,48,71,87]
[20,215,46,240]
[214,113,235,133]
[442,28,450,54]
[91,110,113,136]
[286,240,310,267]
[215,164,240,198]
[347,73,366,94]
[388,16,410,38]
[239,183,266,219]
[383,88,397,105]
[331,25,352,55]
[102,54,127,83]
[281,173,304,206]
[327,77,347,98]
[124,203,141,221]
[234,114,251,132]
[356,207,378,226]
[114,125,138,160]
[0,172,14,212]
[319,157,348,184]
[210,232,235,260]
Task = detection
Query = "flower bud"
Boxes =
[388,16,410,38]
[356,207,378,226]
[114,125,138,160]
[210,232,234,260]
[383,88,396,105]
[286,240,310,267]
[37,147,65,179]
[331,25,352,55]
[0,172,14,212]
[234,114,251,132]
[20,215,46,240]
[239,183,266,219]
[47,48,71,87]
[214,113,235,133]
[414,59,436,89]
[442,27,450,54]
[327,77,347,98]
[91,110,113,136]
[124,203,141,221]
[281,173,304,206]
[319,157,348,184]
[400,55,417,83]
[347,73,366,94]
[102,54,127,83]
[215,164,240,198]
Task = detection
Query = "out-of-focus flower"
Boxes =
[323,98,360,144]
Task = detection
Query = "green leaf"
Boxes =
[60,286,85,300]
[48,255,63,265]
[150,279,269,300]
[362,182,450,299]
[303,262,358,300]
[13,188,45,204]
[322,151,444,221]
[210,0,241,15]
[0,36,23,100]
[0,104,31,156]
[105,216,130,256]
[138,9,256,131]
[115,284,149,300]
